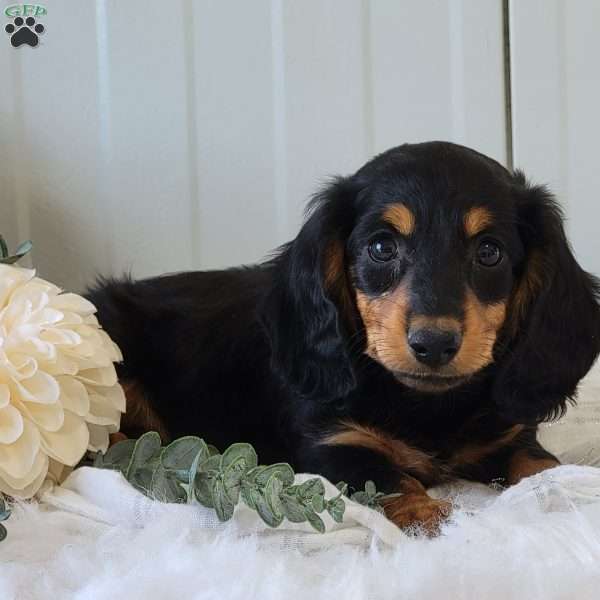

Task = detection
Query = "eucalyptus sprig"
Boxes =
[0,495,11,542]
[0,234,32,264]
[93,432,351,533]
[350,480,387,513]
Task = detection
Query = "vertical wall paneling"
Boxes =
[1,0,507,289]
[510,0,600,274]
[368,0,506,163]
[0,38,22,256]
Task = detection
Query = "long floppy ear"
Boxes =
[493,173,600,424]
[260,177,361,401]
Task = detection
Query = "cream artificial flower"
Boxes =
[0,265,125,498]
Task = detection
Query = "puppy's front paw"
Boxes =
[381,493,452,537]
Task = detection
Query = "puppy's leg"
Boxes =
[506,441,560,485]
[307,424,451,535]
[380,475,452,536]
[450,426,559,487]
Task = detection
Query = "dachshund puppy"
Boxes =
[88,141,600,534]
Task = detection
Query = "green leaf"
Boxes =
[304,508,325,533]
[167,468,194,483]
[240,481,257,510]
[311,493,325,513]
[14,240,33,257]
[92,451,105,468]
[336,481,348,494]
[0,524,6,542]
[101,439,136,474]
[187,447,208,502]
[280,494,307,523]
[0,237,33,264]
[160,436,208,472]
[129,466,155,495]
[297,478,325,500]
[90,433,349,533]
[150,464,187,503]
[223,461,245,504]
[126,432,162,480]
[194,472,215,508]
[264,474,284,519]
[253,463,295,487]
[212,478,235,522]
[351,491,368,505]
[198,454,221,474]
[0,256,21,265]
[326,497,345,523]
[365,480,376,497]
[253,489,283,528]
[220,443,257,472]
[244,465,265,484]
[0,496,10,522]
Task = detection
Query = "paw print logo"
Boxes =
[5,16,45,48]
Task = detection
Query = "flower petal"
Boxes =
[39,410,89,466]
[0,266,125,495]
[76,366,118,387]
[88,383,126,412]
[0,384,9,409]
[0,404,24,443]
[98,330,123,362]
[0,266,35,307]
[1,353,38,380]
[57,376,90,417]
[0,450,48,497]
[50,293,97,316]
[44,353,79,376]
[0,418,41,478]
[13,370,60,404]
[40,328,81,346]
[86,393,122,427]
[20,398,65,432]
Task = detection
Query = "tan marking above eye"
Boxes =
[383,204,415,236]
[464,207,493,238]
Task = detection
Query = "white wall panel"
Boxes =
[190,0,280,269]
[369,0,506,162]
[1,0,506,290]
[0,33,20,256]
[2,1,112,287]
[510,0,600,274]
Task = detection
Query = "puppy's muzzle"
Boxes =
[407,327,462,368]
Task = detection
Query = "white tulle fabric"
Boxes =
[0,265,124,498]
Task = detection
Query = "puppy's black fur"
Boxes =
[88,142,600,508]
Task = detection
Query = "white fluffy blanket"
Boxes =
[3,367,600,600]
[2,463,600,600]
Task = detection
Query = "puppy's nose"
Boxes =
[408,328,462,368]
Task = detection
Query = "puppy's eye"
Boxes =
[368,235,398,262]
[477,240,502,267]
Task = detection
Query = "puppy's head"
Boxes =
[262,142,600,423]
